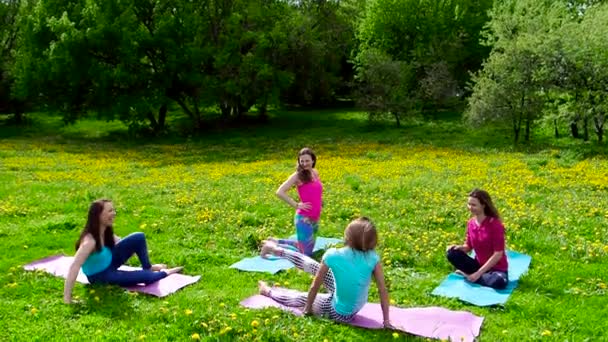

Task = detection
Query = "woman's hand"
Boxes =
[446,245,463,252]
[302,305,313,316]
[296,202,312,210]
[466,271,482,283]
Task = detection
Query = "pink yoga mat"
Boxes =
[24,255,200,297]
[241,289,484,342]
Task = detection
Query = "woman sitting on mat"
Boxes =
[259,217,391,327]
[63,199,182,304]
[446,189,509,289]
[272,147,323,257]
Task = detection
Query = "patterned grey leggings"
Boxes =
[268,249,355,323]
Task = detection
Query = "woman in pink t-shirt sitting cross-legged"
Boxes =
[446,189,509,289]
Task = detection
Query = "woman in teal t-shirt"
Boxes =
[63,199,183,304]
[259,217,391,327]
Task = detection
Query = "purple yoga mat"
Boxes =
[24,255,200,297]
[240,289,484,342]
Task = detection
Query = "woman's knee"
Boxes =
[446,248,460,262]
[492,276,508,289]
[126,232,146,242]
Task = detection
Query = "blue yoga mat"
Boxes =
[229,236,342,274]
[431,250,532,306]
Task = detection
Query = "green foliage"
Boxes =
[13,0,295,131]
[467,0,608,144]
[0,0,26,123]
[353,0,493,124]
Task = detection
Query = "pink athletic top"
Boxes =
[466,217,509,272]
[296,177,323,221]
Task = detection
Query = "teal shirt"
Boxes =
[81,246,112,276]
[322,247,380,315]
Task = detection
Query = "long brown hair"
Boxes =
[296,147,317,183]
[344,217,378,252]
[75,199,116,252]
[468,189,500,219]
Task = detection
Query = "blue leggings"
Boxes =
[277,214,319,256]
[87,232,167,286]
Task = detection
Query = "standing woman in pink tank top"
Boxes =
[269,147,323,257]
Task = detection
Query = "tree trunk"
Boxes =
[583,117,589,141]
[157,103,167,131]
[525,114,531,142]
[146,110,158,131]
[554,119,559,138]
[570,118,579,139]
[220,102,231,118]
[13,109,24,125]
[258,95,269,122]
[392,112,401,127]
[594,114,604,143]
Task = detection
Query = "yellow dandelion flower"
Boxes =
[392,332,399,338]
[219,327,232,335]
[31,308,38,314]
[541,330,552,336]
[185,309,193,315]
[251,320,259,328]
[191,333,200,340]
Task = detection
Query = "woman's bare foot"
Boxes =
[162,266,184,275]
[260,240,280,259]
[258,281,271,296]
[151,264,167,271]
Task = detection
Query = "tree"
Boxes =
[0,0,27,124]
[355,0,494,116]
[466,0,571,143]
[354,48,416,127]
[561,3,608,143]
[13,0,295,132]
[466,39,545,143]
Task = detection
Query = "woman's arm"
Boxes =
[276,172,310,210]
[447,244,472,253]
[303,262,329,314]
[467,251,503,282]
[467,220,506,282]
[373,262,391,328]
[63,236,95,303]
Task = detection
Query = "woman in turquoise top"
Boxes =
[63,199,183,304]
[259,217,392,327]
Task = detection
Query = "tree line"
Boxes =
[1,0,606,143]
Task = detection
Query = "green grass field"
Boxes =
[1,110,607,341]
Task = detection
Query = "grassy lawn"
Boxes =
[1,110,607,341]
